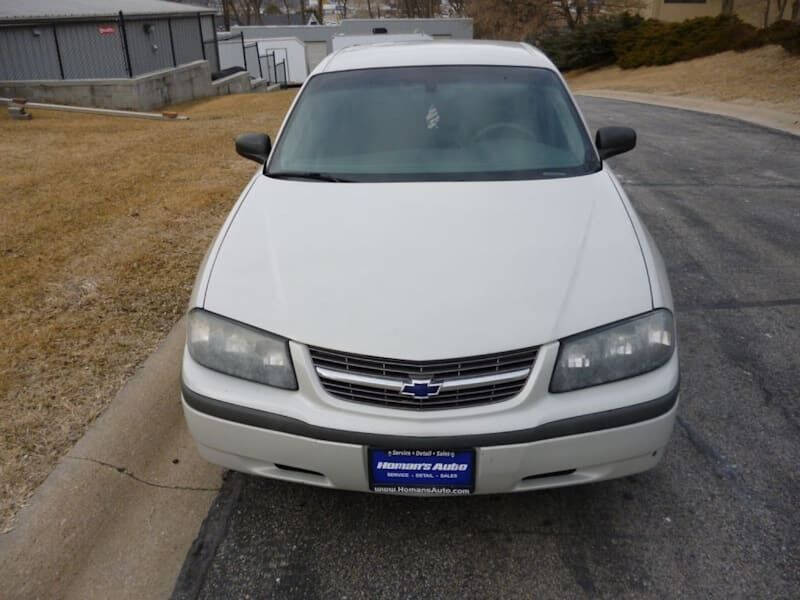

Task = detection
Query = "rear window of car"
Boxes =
[267,65,600,182]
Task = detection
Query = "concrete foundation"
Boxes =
[211,70,254,96]
[0,60,259,111]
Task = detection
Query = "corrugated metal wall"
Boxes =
[200,14,218,72]
[124,17,173,76]
[0,14,214,81]
[0,25,61,79]
[58,22,128,78]
[171,17,203,67]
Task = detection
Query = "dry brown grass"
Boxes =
[566,45,800,115]
[0,90,297,531]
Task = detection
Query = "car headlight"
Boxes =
[187,309,297,390]
[550,309,675,393]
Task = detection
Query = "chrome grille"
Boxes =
[309,345,538,410]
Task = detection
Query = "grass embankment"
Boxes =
[567,45,800,117]
[0,90,297,531]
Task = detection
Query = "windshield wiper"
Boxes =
[268,171,353,183]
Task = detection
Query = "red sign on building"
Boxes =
[98,24,117,35]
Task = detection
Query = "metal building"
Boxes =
[0,0,219,81]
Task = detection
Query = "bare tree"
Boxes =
[246,0,266,24]
[469,0,553,40]
[222,0,232,29]
[555,0,578,28]
[549,0,644,30]
[468,0,647,40]
[225,0,267,25]
[775,0,791,18]
[793,0,800,20]
[449,0,466,16]
[399,0,439,17]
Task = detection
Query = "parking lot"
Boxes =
[172,97,800,599]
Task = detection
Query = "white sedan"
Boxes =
[181,41,679,496]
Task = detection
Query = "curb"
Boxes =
[171,472,244,600]
[574,90,800,137]
[0,317,222,600]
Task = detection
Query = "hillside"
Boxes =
[566,45,800,119]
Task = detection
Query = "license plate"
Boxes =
[368,448,475,496]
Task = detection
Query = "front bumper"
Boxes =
[181,339,679,494]
[182,391,677,494]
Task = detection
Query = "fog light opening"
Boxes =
[522,468,576,481]
[275,464,325,478]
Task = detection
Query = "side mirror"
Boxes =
[235,132,271,164]
[595,126,636,160]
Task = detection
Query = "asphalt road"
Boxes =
[173,98,800,599]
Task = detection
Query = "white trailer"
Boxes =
[331,33,432,53]
[254,37,308,84]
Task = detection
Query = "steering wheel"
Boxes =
[471,122,536,143]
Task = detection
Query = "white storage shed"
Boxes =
[331,33,432,53]
[254,37,307,84]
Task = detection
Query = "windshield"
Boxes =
[267,65,600,182]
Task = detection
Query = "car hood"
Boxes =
[203,171,651,359]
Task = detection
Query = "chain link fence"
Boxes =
[216,32,247,76]
[263,51,276,82]
[260,49,287,85]
[216,33,288,86]
[0,11,219,81]
[274,58,287,85]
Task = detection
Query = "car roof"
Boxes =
[319,40,557,74]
